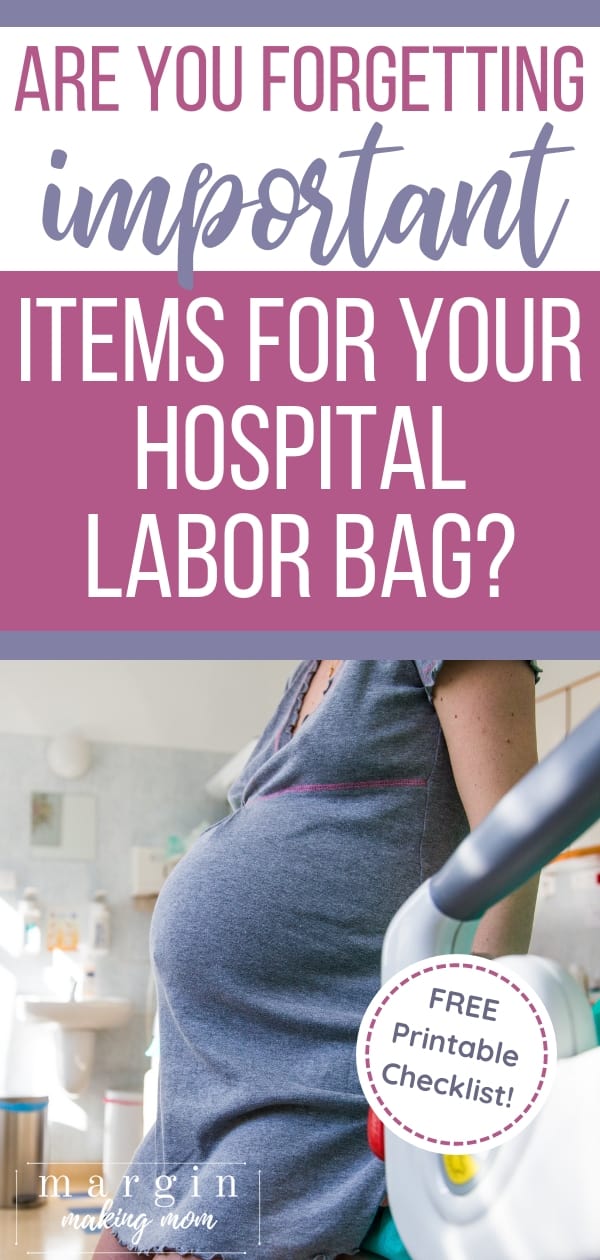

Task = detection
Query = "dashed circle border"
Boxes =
[361,959,553,1148]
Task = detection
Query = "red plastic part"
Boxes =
[367,1108,385,1160]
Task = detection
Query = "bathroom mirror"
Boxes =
[30,792,96,861]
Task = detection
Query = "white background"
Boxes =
[1,27,598,272]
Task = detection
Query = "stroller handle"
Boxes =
[430,705,600,922]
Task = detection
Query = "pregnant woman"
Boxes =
[94,659,538,1260]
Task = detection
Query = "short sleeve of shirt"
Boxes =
[415,660,542,702]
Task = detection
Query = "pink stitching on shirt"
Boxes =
[260,778,427,798]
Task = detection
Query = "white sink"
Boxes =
[19,995,132,1031]
[18,995,133,1095]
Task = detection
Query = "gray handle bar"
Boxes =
[430,705,600,922]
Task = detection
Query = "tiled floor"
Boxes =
[0,1174,106,1260]
[0,1197,104,1259]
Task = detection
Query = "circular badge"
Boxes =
[356,955,557,1152]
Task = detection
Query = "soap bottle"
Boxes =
[76,953,97,999]
[18,888,42,955]
[89,891,110,955]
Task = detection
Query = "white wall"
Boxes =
[0,660,298,752]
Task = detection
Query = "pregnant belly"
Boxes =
[151,790,422,1029]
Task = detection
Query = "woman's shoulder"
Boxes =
[414,659,541,702]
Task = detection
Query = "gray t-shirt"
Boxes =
[108,660,536,1260]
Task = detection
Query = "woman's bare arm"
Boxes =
[432,660,539,957]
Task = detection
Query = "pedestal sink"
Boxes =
[18,996,133,1095]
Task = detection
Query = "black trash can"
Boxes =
[0,1097,48,1208]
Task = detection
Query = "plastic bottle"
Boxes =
[18,887,42,955]
[89,891,111,955]
[76,954,97,999]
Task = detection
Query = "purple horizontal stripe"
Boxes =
[5,1,593,25]
[261,777,427,798]
[0,632,597,660]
